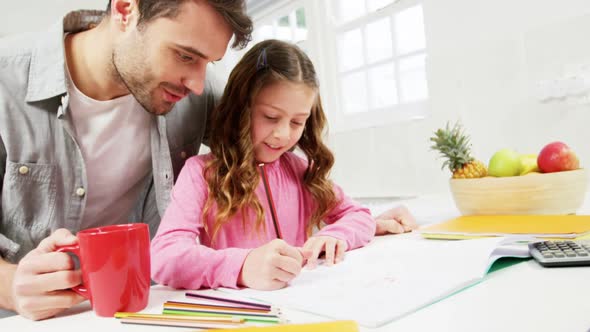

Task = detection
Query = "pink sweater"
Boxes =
[151,152,376,289]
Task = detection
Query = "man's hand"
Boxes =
[375,205,418,235]
[12,229,85,320]
[238,239,304,291]
[302,236,347,269]
[0,259,17,311]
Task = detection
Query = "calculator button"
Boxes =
[554,253,565,258]
[542,253,553,258]
[578,252,588,256]
[565,253,576,257]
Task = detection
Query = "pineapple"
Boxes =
[430,122,487,179]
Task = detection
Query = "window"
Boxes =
[253,7,308,45]
[328,0,429,130]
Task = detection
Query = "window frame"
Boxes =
[321,0,429,132]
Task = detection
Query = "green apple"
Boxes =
[519,154,539,175]
[488,149,521,177]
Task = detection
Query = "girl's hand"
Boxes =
[302,236,348,269]
[375,205,418,235]
[238,239,304,290]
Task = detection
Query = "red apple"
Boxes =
[537,142,580,173]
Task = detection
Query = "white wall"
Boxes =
[0,0,106,36]
[328,0,590,198]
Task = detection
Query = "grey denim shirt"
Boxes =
[0,11,222,263]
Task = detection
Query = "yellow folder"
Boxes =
[207,320,358,332]
[419,215,590,240]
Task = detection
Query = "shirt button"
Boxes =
[76,187,86,197]
[180,151,187,159]
[18,166,29,175]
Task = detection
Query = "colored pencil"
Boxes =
[186,292,272,310]
[119,317,244,329]
[164,301,275,314]
[114,312,243,323]
[163,306,278,318]
[259,163,283,239]
[162,308,281,320]
[167,299,279,313]
[163,308,283,324]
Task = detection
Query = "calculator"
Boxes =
[529,240,590,267]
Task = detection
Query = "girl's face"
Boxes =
[251,80,316,163]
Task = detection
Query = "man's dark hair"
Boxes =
[106,0,252,49]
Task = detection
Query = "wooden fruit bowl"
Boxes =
[449,169,589,215]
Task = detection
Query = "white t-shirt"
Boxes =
[66,72,153,229]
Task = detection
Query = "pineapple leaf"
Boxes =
[429,121,476,174]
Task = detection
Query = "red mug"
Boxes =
[57,223,151,317]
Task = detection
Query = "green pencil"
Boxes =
[162,309,283,324]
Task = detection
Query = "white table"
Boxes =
[4,193,590,332]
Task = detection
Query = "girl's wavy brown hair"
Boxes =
[203,39,338,241]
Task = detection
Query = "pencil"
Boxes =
[185,292,272,310]
[259,163,283,239]
[114,312,243,323]
[163,309,283,324]
[163,306,278,318]
[162,308,280,320]
[164,301,274,314]
[119,317,244,329]
[162,306,276,319]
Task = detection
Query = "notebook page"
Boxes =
[221,237,515,327]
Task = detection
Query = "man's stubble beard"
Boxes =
[110,40,173,116]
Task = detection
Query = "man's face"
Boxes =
[112,0,233,115]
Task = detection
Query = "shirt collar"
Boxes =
[25,10,105,102]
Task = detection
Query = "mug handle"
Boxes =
[55,245,91,300]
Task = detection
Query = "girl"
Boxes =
[151,39,376,291]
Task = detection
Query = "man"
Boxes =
[0,0,416,321]
[0,0,252,320]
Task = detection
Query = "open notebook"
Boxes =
[221,237,530,328]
